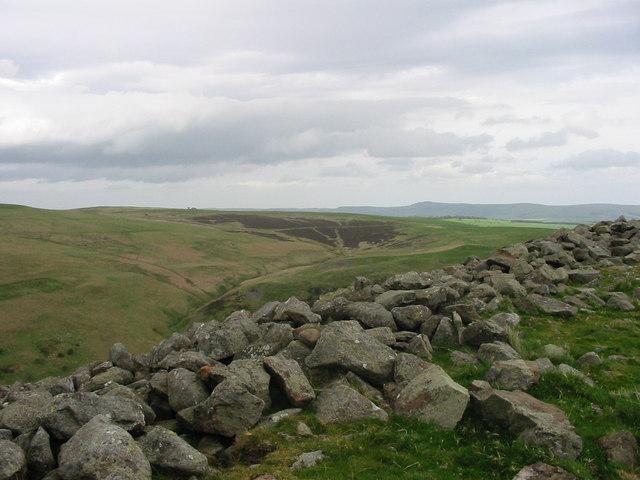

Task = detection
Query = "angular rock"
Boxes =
[485,273,526,298]
[478,341,521,364]
[512,462,577,480]
[0,440,26,480]
[488,312,521,329]
[0,391,51,435]
[158,350,215,372]
[525,294,577,318]
[84,366,134,391]
[442,302,482,324]
[607,292,636,311]
[485,359,539,390]
[393,363,469,430]
[148,333,192,368]
[472,389,582,459]
[306,321,397,385]
[577,351,602,366]
[391,305,432,331]
[567,268,601,285]
[264,355,315,407]
[597,430,638,467]
[383,271,430,290]
[137,426,210,476]
[42,392,146,441]
[291,450,325,471]
[26,426,56,479]
[293,325,321,347]
[557,364,595,386]
[406,334,433,359]
[58,414,151,480]
[251,301,281,324]
[97,383,156,426]
[431,317,457,345]
[273,297,321,326]
[109,343,137,372]
[367,327,396,346]
[167,368,210,412]
[344,301,397,331]
[450,350,479,366]
[191,381,265,437]
[461,320,508,347]
[315,384,388,425]
[394,353,430,385]
[226,359,272,408]
[238,322,294,359]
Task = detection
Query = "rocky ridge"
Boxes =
[1,218,639,479]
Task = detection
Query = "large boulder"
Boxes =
[237,322,294,359]
[521,294,577,318]
[0,440,26,480]
[606,292,636,311]
[472,389,582,460]
[306,321,397,385]
[597,430,638,467]
[393,363,469,430]
[58,414,151,480]
[264,355,315,407]
[137,426,210,476]
[193,311,260,361]
[383,272,430,290]
[0,391,52,435]
[273,297,321,326]
[166,368,210,412]
[148,333,192,368]
[485,273,526,298]
[461,320,508,347]
[344,302,397,330]
[84,366,134,391]
[391,305,432,331]
[485,360,539,390]
[26,426,56,478]
[478,341,521,363]
[315,384,388,425]
[42,392,146,441]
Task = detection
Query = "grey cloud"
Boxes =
[506,127,598,151]
[482,114,552,126]
[556,149,640,170]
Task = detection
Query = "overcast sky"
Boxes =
[1,0,639,209]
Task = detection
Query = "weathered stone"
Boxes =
[442,302,482,324]
[391,305,432,331]
[406,334,433,359]
[259,408,303,428]
[109,343,137,372]
[472,389,582,459]
[526,294,577,318]
[192,381,265,437]
[488,312,521,329]
[344,301,397,330]
[543,344,567,359]
[237,322,294,359]
[138,426,210,476]
[375,290,419,309]
[291,450,325,471]
[306,321,397,385]
[485,359,539,390]
[0,391,51,435]
[311,296,350,323]
[345,372,389,409]
[597,430,638,467]
[97,383,156,426]
[84,367,134,391]
[607,292,636,311]
[487,249,521,271]
[148,332,192,368]
[567,268,601,284]
[315,384,388,425]
[42,392,146,441]
[367,327,396,346]
[431,317,457,345]
[273,297,321,326]
[557,364,595,386]
[58,414,151,480]
[251,301,281,324]
[467,283,498,302]
[512,462,577,480]
[264,355,315,407]
[450,350,479,365]
[383,272,430,290]
[393,363,469,430]
[535,357,555,373]
[225,358,272,408]
[158,350,215,372]
[461,320,508,347]
[394,353,430,385]
[296,421,314,437]
[478,341,521,364]
[485,273,526,298]
[293,325,321,347]
[27,426,56,479]
[0,439,26,480]
[577,351,602,366]
[167,368,210,412]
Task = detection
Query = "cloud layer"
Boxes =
[1,0,639,208]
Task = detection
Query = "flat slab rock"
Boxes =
[513,462,577,480]
[315,383,388,425]
[472,388,582,460]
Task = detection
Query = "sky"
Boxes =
[1,0,639,209]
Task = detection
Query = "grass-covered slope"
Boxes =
[0,205,557,384]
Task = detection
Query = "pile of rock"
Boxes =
[1,218,639,479]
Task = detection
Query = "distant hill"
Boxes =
[268,202,640,223]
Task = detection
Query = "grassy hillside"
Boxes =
[0,205,559,384]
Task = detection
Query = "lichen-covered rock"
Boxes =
[485,273,526,298]
[0,391,52,435]
[305,321,397,385]
[512,462,577,480]
[391,305,432,331]
[597,430,638,467]
[273,297,321,326]
[461,320,508,347]
[137,426,210,476]
[57,414,151,480]
[523,294,578,318]
[478,342,521,364]
[383,272,430,290]
[472,389,582,460]
[158,350,215,372]
[26,426,56,478]
[485,359,539,390]
[237,322,294,359]
[291,450,325,471]
[315,384,388,425]
[109,342,137,372]
[264,355,315,407]
[167,368,210,412]
[344,301,397,330]
[606,292,636,311]
[84,367,134,391]
[0,439,27,480]
[148,332,193,368]
[393,363,469,430]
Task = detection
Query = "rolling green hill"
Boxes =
[0,204,560,384]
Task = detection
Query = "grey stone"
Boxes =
[367,327,396,346]
[97,384,156,425]
[393,353,430,385]
[42,392,146,441]
[607,292,636,311]
[26,426,56,479]
[406,334,433,359]
[535,358,555,373]
[296,421,314,437]
[264,355,315,407]
[138,426,209,476]
[0,440,26,480]
[450,350,479,366]
[567,269,601,284]
[525,294,577,318]
[0,391,51,435]
[543,344,567,359]
[273,297,321,326]
[431,317,457,345]
[393,363,469,430]
[148,333,192,368]
[251,301,281,324]
[238,322,294,359]
[193,312,259,361]
[488,312,521,329]
[485,360,539,390]
[391,305,432,331]
[315,384,388,425]
[597,430,638,467]
[57,414,151,480]
[167,368,210,412]
[344,301,397,330]
[485,273,526,298]
[461,320,508,347]
[109,343,137,372]
[191,381,265,437]
[442,302,482,324]
[158,350,215,372]
[472,389,582,459]
[226,358,272,408]
[557,364,595,386]
[259,408,303,428]
[383,272,430,290]
[512,462,578,480]
[478,342,521,364]
[84,367,134,391]
[291,450,325,471]
[306,321,397,386]
[577,352,602,366]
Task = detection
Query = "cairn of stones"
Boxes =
[1,218,639,479]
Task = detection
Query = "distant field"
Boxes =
[443,217,576,229]
[0,205,561,383]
